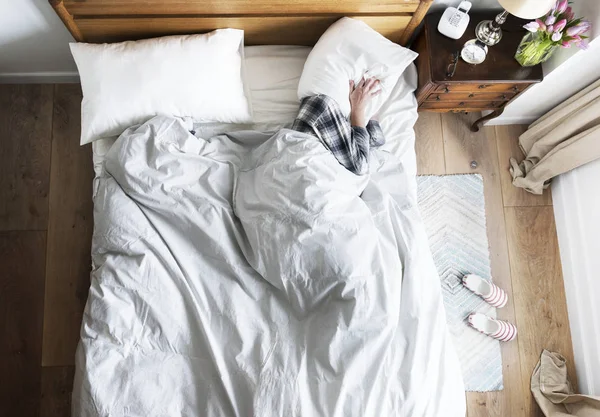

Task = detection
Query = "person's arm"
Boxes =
[291,80,384,175]
[366,120,385,148]
[346,78,385,173]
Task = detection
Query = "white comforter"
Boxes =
[73,116,465,417]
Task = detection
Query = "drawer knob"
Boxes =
[478,85,487,89]
[444,87,450,93]
[501,94,507,100]
[459,102,465,106]
[512,86,519,92]
[468,93,475,98]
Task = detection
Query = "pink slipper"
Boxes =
[462,274,508,308]
[467,313,517,342]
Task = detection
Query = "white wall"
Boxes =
[552,160,600,396]
[0,0,77,82]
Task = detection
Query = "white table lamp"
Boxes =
[476,0,556,46]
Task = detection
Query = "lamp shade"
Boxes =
[498,0,555,19]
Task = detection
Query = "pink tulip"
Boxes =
[554,19,567,32]
[562,41,571,48]
[547,25,554,33]
[564,7,575,21]
[551,31,563,42]
[523,21,540,32]
[577,40,590,50]
[555,0,568,14]
[567,21,591,36]
[545,15,557,25]
[536,19,547,31]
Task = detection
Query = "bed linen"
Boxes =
[80,45,466,416]
[91,45,418,177]
[75,114,465,416]
[90,45,310,177]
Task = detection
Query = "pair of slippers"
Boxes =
[462,274,517,342]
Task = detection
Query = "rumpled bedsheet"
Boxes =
[73,116,465,417]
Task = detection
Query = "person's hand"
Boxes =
[349,77,381,128]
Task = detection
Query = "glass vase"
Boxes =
[515,32,559,67]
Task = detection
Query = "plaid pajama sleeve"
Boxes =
[291,95,385,175]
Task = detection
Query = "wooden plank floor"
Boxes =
[416,113,576,417]
[42,84,93,367]
[0,85,91,417]
[0,85,575,417]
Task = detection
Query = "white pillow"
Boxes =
[298,18,418,118]
[71,30,253,144]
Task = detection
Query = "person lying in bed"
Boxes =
[291,77,384,175]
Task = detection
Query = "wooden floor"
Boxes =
[0,85,576,417]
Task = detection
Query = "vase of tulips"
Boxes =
[515,0,591,67]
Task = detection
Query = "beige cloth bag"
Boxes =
[510,78,600,195]
[531,350,600,417]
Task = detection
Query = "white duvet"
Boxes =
[73,116,465,416]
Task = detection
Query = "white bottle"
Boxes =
[438,1,472,39]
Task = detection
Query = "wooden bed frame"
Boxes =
[50,0,433,46]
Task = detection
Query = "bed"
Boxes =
[51,1,466,416]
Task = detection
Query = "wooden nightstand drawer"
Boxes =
[434,83,525,93]
[426,91,516,102]
[420,100,504,110]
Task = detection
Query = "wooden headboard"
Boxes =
[50,0,433,46]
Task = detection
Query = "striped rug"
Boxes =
[417,174,503,392]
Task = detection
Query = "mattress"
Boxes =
[92,45,419,178]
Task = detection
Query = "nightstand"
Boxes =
[412,12,544,132]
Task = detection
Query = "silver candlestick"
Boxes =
[475,10,510,46]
